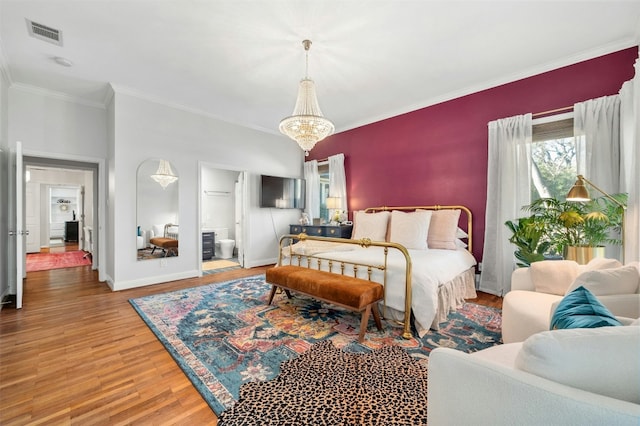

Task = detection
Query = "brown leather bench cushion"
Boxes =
[266,265,383,309]
[149,237,178,248]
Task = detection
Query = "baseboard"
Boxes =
[246,257,278,268]
[111,269,200,291]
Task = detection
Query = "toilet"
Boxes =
[214,228,235,259]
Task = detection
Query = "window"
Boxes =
[531,116,577,201]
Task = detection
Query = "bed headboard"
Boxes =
[363,205,473,254]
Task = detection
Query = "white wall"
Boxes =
[9,86,108,280]
[109,91,303,289]
[7,85,305,290]
[8,88,108,159]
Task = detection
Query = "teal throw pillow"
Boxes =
[550,286,622,330]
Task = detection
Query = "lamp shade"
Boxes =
[566,176,590,201]
[325,197,340,209]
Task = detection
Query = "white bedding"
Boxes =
[283,242,477,337]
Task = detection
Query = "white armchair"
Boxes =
[428,326,640,425]
[502,258,640,343]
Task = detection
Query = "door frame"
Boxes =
[21,150,106,283]
[198,162,248,272]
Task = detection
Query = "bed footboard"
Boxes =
[277,233,413,339]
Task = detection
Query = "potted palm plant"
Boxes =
[507,193,627,265]
[504,216,552,267]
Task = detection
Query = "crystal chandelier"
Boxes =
[279,40,335,156]
[151,159,178,189]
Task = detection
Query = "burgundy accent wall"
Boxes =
[308,47,638,262]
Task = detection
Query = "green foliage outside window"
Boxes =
[531,137,577,200]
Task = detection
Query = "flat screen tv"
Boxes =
[260,175,305,209]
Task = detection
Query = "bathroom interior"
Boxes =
[200,165,242,269]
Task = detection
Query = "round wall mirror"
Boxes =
[136,159,179,260]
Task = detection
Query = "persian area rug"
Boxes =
[218,340,428,425]
[129,275,501,415]
[26,250,91,272]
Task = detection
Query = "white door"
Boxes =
[78,185,85,249]
[9,141,25,308]
[25,181,41,253]
[234,172,246,267]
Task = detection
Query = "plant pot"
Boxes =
[563,246,606,265]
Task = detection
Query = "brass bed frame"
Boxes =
[276,205,473,339]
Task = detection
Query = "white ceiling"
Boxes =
[1,1,639,135]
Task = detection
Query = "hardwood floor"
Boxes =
[0,265,501,425]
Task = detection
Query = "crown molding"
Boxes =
[10,82,107,109]
[109,83,278,135]
[341,39,639,133]
[103,84,115,106]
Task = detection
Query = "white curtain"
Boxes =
[303,160,320,221]
[479,114,532,296]
[619,52,640,264]
[574,95,621,192]
[328,153,347,213]
[574,95,622,260]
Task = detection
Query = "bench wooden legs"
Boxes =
[270,284,383,343]
[267,285,291,305]
[359,303,383,343]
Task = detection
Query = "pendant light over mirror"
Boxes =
[151,159,178,189]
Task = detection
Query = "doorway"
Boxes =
[24,161,97,272]
[200,164,247,274]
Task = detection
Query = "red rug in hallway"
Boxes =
[26,250,91,272]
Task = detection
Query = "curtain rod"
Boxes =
[532,105,573,118]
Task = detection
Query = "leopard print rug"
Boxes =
[218,340,429,425]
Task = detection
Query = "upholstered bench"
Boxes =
[149,237,178,256]
[266,265,384,342]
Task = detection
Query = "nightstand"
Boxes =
[289,224,353,239]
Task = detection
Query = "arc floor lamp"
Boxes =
[566,174,626,263]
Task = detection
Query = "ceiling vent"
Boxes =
[26,19,63,46]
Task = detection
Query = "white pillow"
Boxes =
[455,239,468,249]
[388,210,431,250]
[530,260,579,296]
[426,209,461,250]
[515,327,640,404]
[456,227,468,239]
[351,211,390,241]
[584,257,623,271]
[152,224,165,237]
[565,265,640,296]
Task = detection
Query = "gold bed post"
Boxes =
[388,242,413,339]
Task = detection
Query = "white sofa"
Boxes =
[428,326,640,425]
[502,259,640,343]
